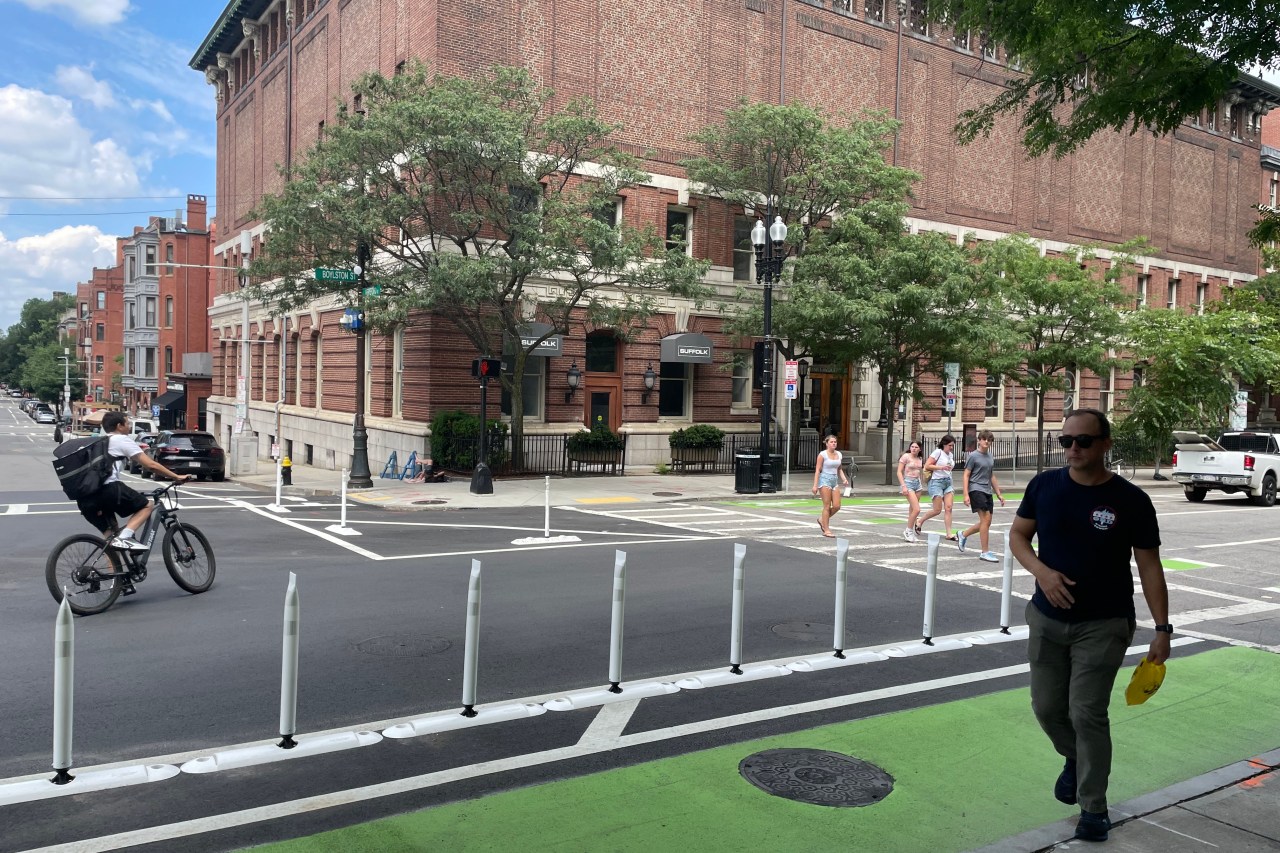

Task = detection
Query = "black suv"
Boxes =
[145,430,226,481]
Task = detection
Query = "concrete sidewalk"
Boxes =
[231,462,1279,852]
[229,462,1186,511]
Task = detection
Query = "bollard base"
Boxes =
[51,768,74,785]
[264,504,292,514]
[964,626,1029,645]
[676,664,790,690]
[324,524,363,537]
[882,637,971,657]
[277,734,298,749]
[0,764,177,807]
[789,649,890,672]
[181,731,381,774]
[383,703,545,739]
[469,463,494,495]
[461,705,477,718]
[544,681,678,712]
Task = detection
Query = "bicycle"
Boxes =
[46,480,215,615]
[1105,450,1135,481]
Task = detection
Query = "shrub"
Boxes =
[668,423,725,449]
[567,417,625,452]
[430,410,509,470]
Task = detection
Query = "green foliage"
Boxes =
[667,423,725,449]
[566,418,625,452]
[0,294,81,400]
[429,409,510,470]
[652,462,671,475]
[1116,306,1280,443]
[928,0,1270,156]
[248,62,709,458]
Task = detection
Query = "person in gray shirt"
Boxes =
[957,429,1005,561]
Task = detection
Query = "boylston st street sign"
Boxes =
[314,267,359,282]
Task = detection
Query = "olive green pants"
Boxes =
[1025,601,1135,813]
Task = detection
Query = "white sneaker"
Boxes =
[109,536,148,552]
[904,528,917,543]
[979,551,999,563]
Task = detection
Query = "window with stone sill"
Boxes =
[1196,283,1207,315]
[1167,279,1178,309]
[953,29,969,50]
[832,0,851,12]
[731,350,753,408]
[907,0,929,35]
[733,215,754,281]
[658,361,691,419]
[666,207,692,256]
[864,0,885,22]
[984,372,1002,419]
[500,353,545,420]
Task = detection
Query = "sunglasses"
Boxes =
[1058,433,1104,449]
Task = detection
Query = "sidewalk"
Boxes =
[232,463,1278,852]
[229,463,1186,511]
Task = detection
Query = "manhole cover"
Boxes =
[353,634,452,657]
[652,491,683,497]
[772,621,844,643]
[739,748,894,807]
[411,499,447,505]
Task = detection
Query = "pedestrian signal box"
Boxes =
[471,358,502,380]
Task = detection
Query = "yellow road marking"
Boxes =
[575,496,640,504]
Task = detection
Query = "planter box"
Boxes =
[670,446,722,467]
[567,448,624,473]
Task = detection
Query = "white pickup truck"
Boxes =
[1171,430,1280,506]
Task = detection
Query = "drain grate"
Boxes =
[652,491,683,497]
[353,634,452,657]
[739,748,894,807]
[411,499,447,505]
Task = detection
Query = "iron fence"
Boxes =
[437,432,631,477]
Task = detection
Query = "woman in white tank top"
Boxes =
[811,434,850,538]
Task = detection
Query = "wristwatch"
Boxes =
[1154,624,1173,634]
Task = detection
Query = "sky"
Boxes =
[0,0,226,333]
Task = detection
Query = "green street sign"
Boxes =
[363,285,381,297]
[314,267,358,282]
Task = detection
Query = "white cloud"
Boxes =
[0,225,118,332]
[12,0,131,27]
[55,65,116,109]
[0,84,143,200]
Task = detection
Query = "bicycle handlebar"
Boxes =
[146,479,187,500]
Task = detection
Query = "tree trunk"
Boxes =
[508,351,526,470]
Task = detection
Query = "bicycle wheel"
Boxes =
[162,522,216,594]
[1115,458,1135,481]
[46,534,123,616]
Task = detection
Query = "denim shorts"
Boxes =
[818,472,840,490]
[903,477,921,493]
[927,475,953,498]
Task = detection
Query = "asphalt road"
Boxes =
[1,397,1276,851]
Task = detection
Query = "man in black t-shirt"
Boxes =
[1010,408,1170,843]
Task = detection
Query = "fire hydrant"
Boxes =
[281,455,293,486]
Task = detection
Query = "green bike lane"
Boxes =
[254,645,1280,853]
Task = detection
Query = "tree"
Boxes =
[793,199,1011,482]
[928,0,1280,156]
[977,235,1137,471]
[0,294,77,394]
[249,63,709,462]
[20,339,84,405]
[1118,307,1280,450]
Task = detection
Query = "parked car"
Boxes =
[35,410,58,424]
[144,430,226,481]
[128,432,159,474]
[7,389,22,397]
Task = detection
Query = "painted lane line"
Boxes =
[223,500,386,560]
[287,517,708,541]
[32,640,1205,853]
[1166,581,1268,604]
[1172,601,1280,625]
[371,535,725,562]
[577,699,641,746]
[1194,536,1280,549]
[2,503,27,515]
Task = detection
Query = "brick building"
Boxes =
[191,0,1280,472]
[75,265,124,407]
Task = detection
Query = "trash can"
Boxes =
[734,448,761,494]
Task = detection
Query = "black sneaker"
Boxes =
[1074,809,1110,842]
[1054,758,1078,805]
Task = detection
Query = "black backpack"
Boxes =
[52,436,116,501]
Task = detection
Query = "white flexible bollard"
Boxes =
[923,533,940,645]
[278,572,300,749]
[833,538,850,657]
[275,457,283,507]
[544,475,551,538]
[461,560,482,717]
[1000,530,1015,633]
[52,595,74,785]
[607,550,627,693]
[325,468,361,535]
[729,543,746,674]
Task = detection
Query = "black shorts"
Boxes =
[76,482,149,533]
[970,491,994,514]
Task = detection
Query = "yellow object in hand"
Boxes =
[1125,656,1167,706]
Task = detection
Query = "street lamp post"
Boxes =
[751,207,789,494]
[347,242,374,489]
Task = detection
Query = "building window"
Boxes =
[126,302,135,330]
[666,207,692,255]
[1026,388,1039,418]
[1063,364,1077,417]
[832,0,851,11]
[165,244,174,274]
[1230,105,1243,137]
[1099,368,1114,414]
[1136,274,1149,307]
[315,335,323,408]
[658,362,690,419]
[95,323,105,341]
[500,355,545,420]
[144,244,157,276]
[952,28,969,50]
[864,0,884,22]
[95,355,104,373]
[1196,282,1207,314]
[165,296,174,327]
[145,348,156,379]
[145,297,157,327]
[984,372,1002,419]
[1132,365,1145,388]
[127,349,136,376]
[731,351,753,408]
[80,302,88,318]
[1167,278,1178,309]
[907,0,929,36]
[1270,177,1278,208]
[733,215,755,281]
[96,291,105,310]
[164,346,173,375]
[980,32,997,60]
[1206,105,1217,131]
[591,197,622,228]
[585,332,619,373]
[392,327,404,417]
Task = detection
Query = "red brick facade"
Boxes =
[192,0,1279,467]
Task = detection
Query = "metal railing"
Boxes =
[438,432,631,477]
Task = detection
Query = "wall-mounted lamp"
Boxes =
[641,362,657,404]
[565,361,582,404]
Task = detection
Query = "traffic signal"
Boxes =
[471,358,502,379]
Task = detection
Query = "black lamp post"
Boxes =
[345,242,374,489]
[751,211,789,493]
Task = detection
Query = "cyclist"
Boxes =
[76,411,191,551]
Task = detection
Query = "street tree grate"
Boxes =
[739,748,894,807]
[353,634,452,657]
[652,491,683,497]
[411,499,448,505]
